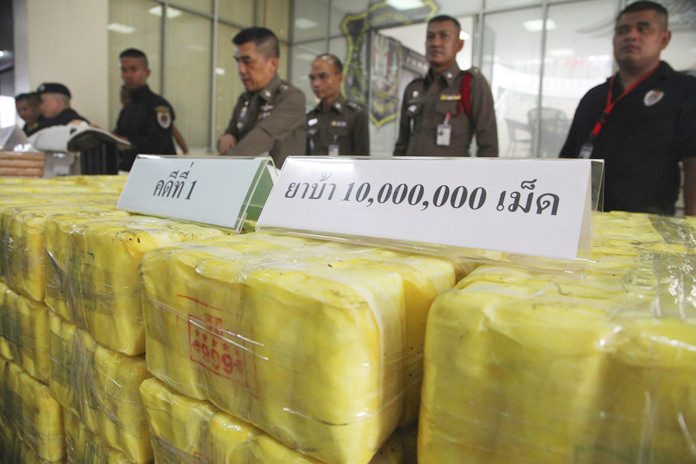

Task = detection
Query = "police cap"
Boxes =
[37,82,71,99]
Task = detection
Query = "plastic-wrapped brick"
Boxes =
[48,312,152,462]
[140,377,417,464]
[0,282,51,383]
[420,251,696,463]
[56,216,226,355]
[142,232,463,464]
[0,358,64,461]
[64,411,133,463]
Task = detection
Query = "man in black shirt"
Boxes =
[560,1,696,216]
[114,48,176,171]
[36,83,89,129]
[15,92,44,136]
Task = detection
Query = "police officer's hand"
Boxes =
[218,134,237,154]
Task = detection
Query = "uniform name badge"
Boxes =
[436,123,451,146]
[579,141,593,159]
[328,144,340,157]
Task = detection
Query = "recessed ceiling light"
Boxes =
[387,0,423,11]
[523,19,556,32]
[107,23,135,34]
[549,48,574,57]
[295,18,317,30]
[148,6,182,18]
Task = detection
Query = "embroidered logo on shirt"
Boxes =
[643,89,664,107]
[155,106,172,129]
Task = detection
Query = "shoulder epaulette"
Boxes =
[346,100,363,111]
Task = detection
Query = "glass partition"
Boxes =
[539,0,617,157]
[482,7,543,158]
[165,11,212,150]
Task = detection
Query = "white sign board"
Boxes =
[258,157,592,260]
[118,156,274,230]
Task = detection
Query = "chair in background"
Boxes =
[505,118,533,156]
[527,107,569,157]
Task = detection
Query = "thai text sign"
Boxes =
[118,156,273,230]
[258,157,592,259]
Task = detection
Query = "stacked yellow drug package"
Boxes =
[0,193,86,280]
[140,377,319,463]
[64,411,133,464]
[0,174,121,199]
[420,250,696,463]
[55,216,226,355]
[48,313,152,462]
[0,201,124,302]
[141,232,462,463]
[140,377,416,464]
[52,174,127,193]
[0,282,51,383]
[0,421,62,464]
[0,357,64,462]
[43,211,134,321]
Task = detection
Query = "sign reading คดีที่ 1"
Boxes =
[117,155,275,231]
[257,157,594,260]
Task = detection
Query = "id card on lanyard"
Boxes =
[580,65,660,158]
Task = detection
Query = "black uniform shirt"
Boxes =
[115,85,176,171]
[560,61,696,215]
[37,109,89,130]
[306,96,370,156]
[23,116,46,136]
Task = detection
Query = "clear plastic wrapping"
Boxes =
[0,282,51,383]
[47,216,227,355]
[48,312,152,462]
[419,212,696,463]
[140,377,417,464]
[64,411,134,464]
[141,232,464,464]
[0,201,125,302]
[0,420,62,463]
[0,358,64,461]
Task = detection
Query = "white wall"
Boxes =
[13,0,109,128]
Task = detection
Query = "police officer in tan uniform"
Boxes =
[306,54,370,156]
[218,27,306,168]
[394,15,498,157]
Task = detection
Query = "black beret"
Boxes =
[37,82,71,98]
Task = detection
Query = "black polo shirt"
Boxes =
[560,61,696,215]
[115,85,176,171]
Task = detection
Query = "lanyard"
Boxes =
[590,64,660,139]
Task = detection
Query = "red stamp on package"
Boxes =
[187,313,250,387]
